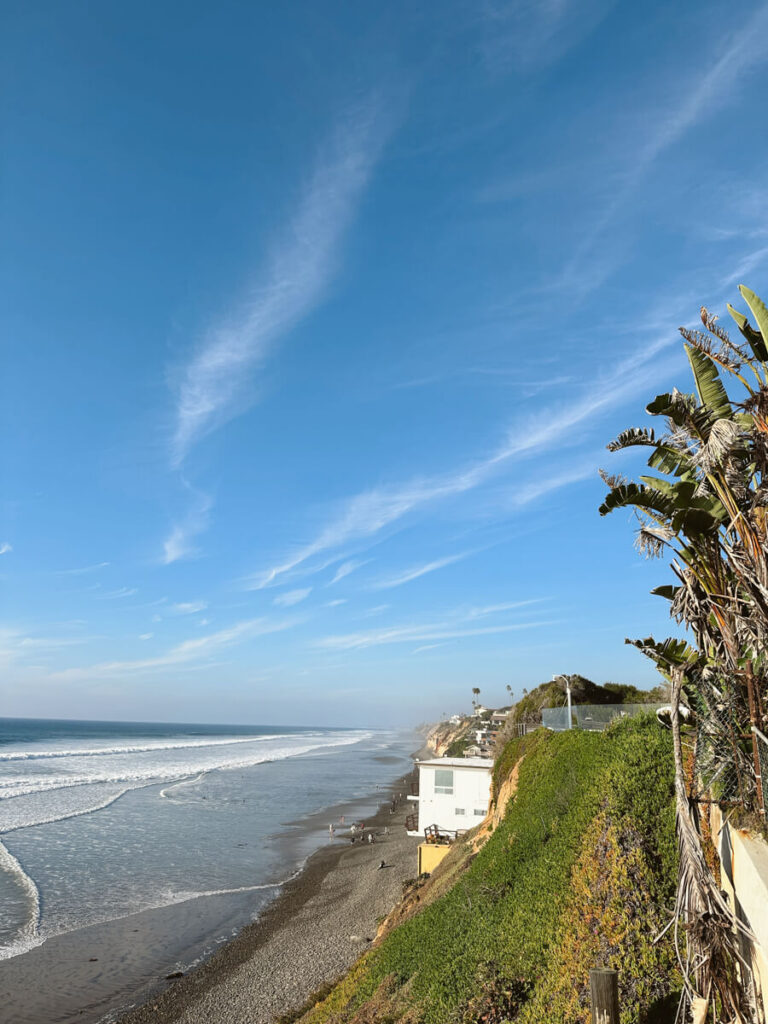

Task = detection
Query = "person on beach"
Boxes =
[329,824,335,839]
[367,831,374,844]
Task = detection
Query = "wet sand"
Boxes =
[116,781,418,1024]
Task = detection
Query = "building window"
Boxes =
[434,768,454,794]
[473,809,485,816]
[455,808,465,815]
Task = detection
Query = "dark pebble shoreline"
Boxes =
[113,764,421,1024]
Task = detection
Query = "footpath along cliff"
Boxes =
[281,715,682,1024]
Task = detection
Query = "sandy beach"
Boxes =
[113,772,419,1024]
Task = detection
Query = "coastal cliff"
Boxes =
[422,717,473,757]
[287,715,681,1024]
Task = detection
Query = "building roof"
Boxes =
[417,756,493,769]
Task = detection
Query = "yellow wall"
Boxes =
[418,843,451,875]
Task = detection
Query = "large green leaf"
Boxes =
[599,483,676,519]
[737,285,768,361]
[650,584,681,601]
[625,635,699,669]
[607,427,656,452]
[646,391,696,425]
[647,444,693,478]
[684,344,732,420]
[726,303,768,361]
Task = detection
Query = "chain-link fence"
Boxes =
[541,703,664,732]
[753,726,768,817]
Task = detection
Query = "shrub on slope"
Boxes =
[298,717,679,1024]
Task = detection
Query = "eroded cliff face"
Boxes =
[423,718,470,756]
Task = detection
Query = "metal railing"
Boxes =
[542,703,664,732]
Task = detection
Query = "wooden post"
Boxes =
[589,968,619,1024]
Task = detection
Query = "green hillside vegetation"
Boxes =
[294,715,680,1024]
[509,674,665,727]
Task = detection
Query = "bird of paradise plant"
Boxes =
[600,285,768,1023]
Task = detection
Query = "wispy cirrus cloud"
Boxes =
[98,587,138,600]
[273,588,312,608]
[0,542,12,555]
[170,98,393,465]
[169,600,208,615]
[328,559,370,586]
[249,337,675,590]
[479,0,614,75]
[55,561,109,575]
[560,7,768,293]
[50,617,296,679]
[371,551,474,590]
[162,484,213,565]
[318,618,553,652]
[466,598,546,619]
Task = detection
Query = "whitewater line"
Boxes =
[0,839,41,961]
[0,782,162,835]
[160,771,208,799]
[0,733,304,762]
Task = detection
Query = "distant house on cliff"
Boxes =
[406,757,493,838]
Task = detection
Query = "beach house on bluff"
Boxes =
[406,757,493,837]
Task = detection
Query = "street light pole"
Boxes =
[566,676,572,729]
[553,674,572,729]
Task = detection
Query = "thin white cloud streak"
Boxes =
[466,599,546,619]
[328,559,370,586]
[0,628,98,667]
[325,599,347,607]
[169,601,208,615]
[480,0,613,75]
[371,551,474,590]
[55,561,109,575]
[413,642,448,653]
[0,542,12,555]
[250,338,675,589]
[163,486,213,565]
[139,633,154,640]
[98,587,138,600]
[319,619,553,651]
[273,588,312,608]
[562,8,768,289]
[50,617,296,680]
[171,98,392,465]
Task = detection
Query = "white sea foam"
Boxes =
[0,731,371,827]
[0,733,300,761]
[159,771,208,799]
[0,839,42,960]
[0,726,381,963]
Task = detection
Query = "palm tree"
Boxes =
[471,687,480,711]
[600,285,768,1021]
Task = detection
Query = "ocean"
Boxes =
[0,717,417,1021]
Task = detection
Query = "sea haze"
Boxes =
[0,717,415,967]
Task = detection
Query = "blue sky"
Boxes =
[3,1,768,727]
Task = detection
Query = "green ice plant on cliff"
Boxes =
[600,285,768,1022]
[295,717,679,1024]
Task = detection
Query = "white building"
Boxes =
[407,757,493,837]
